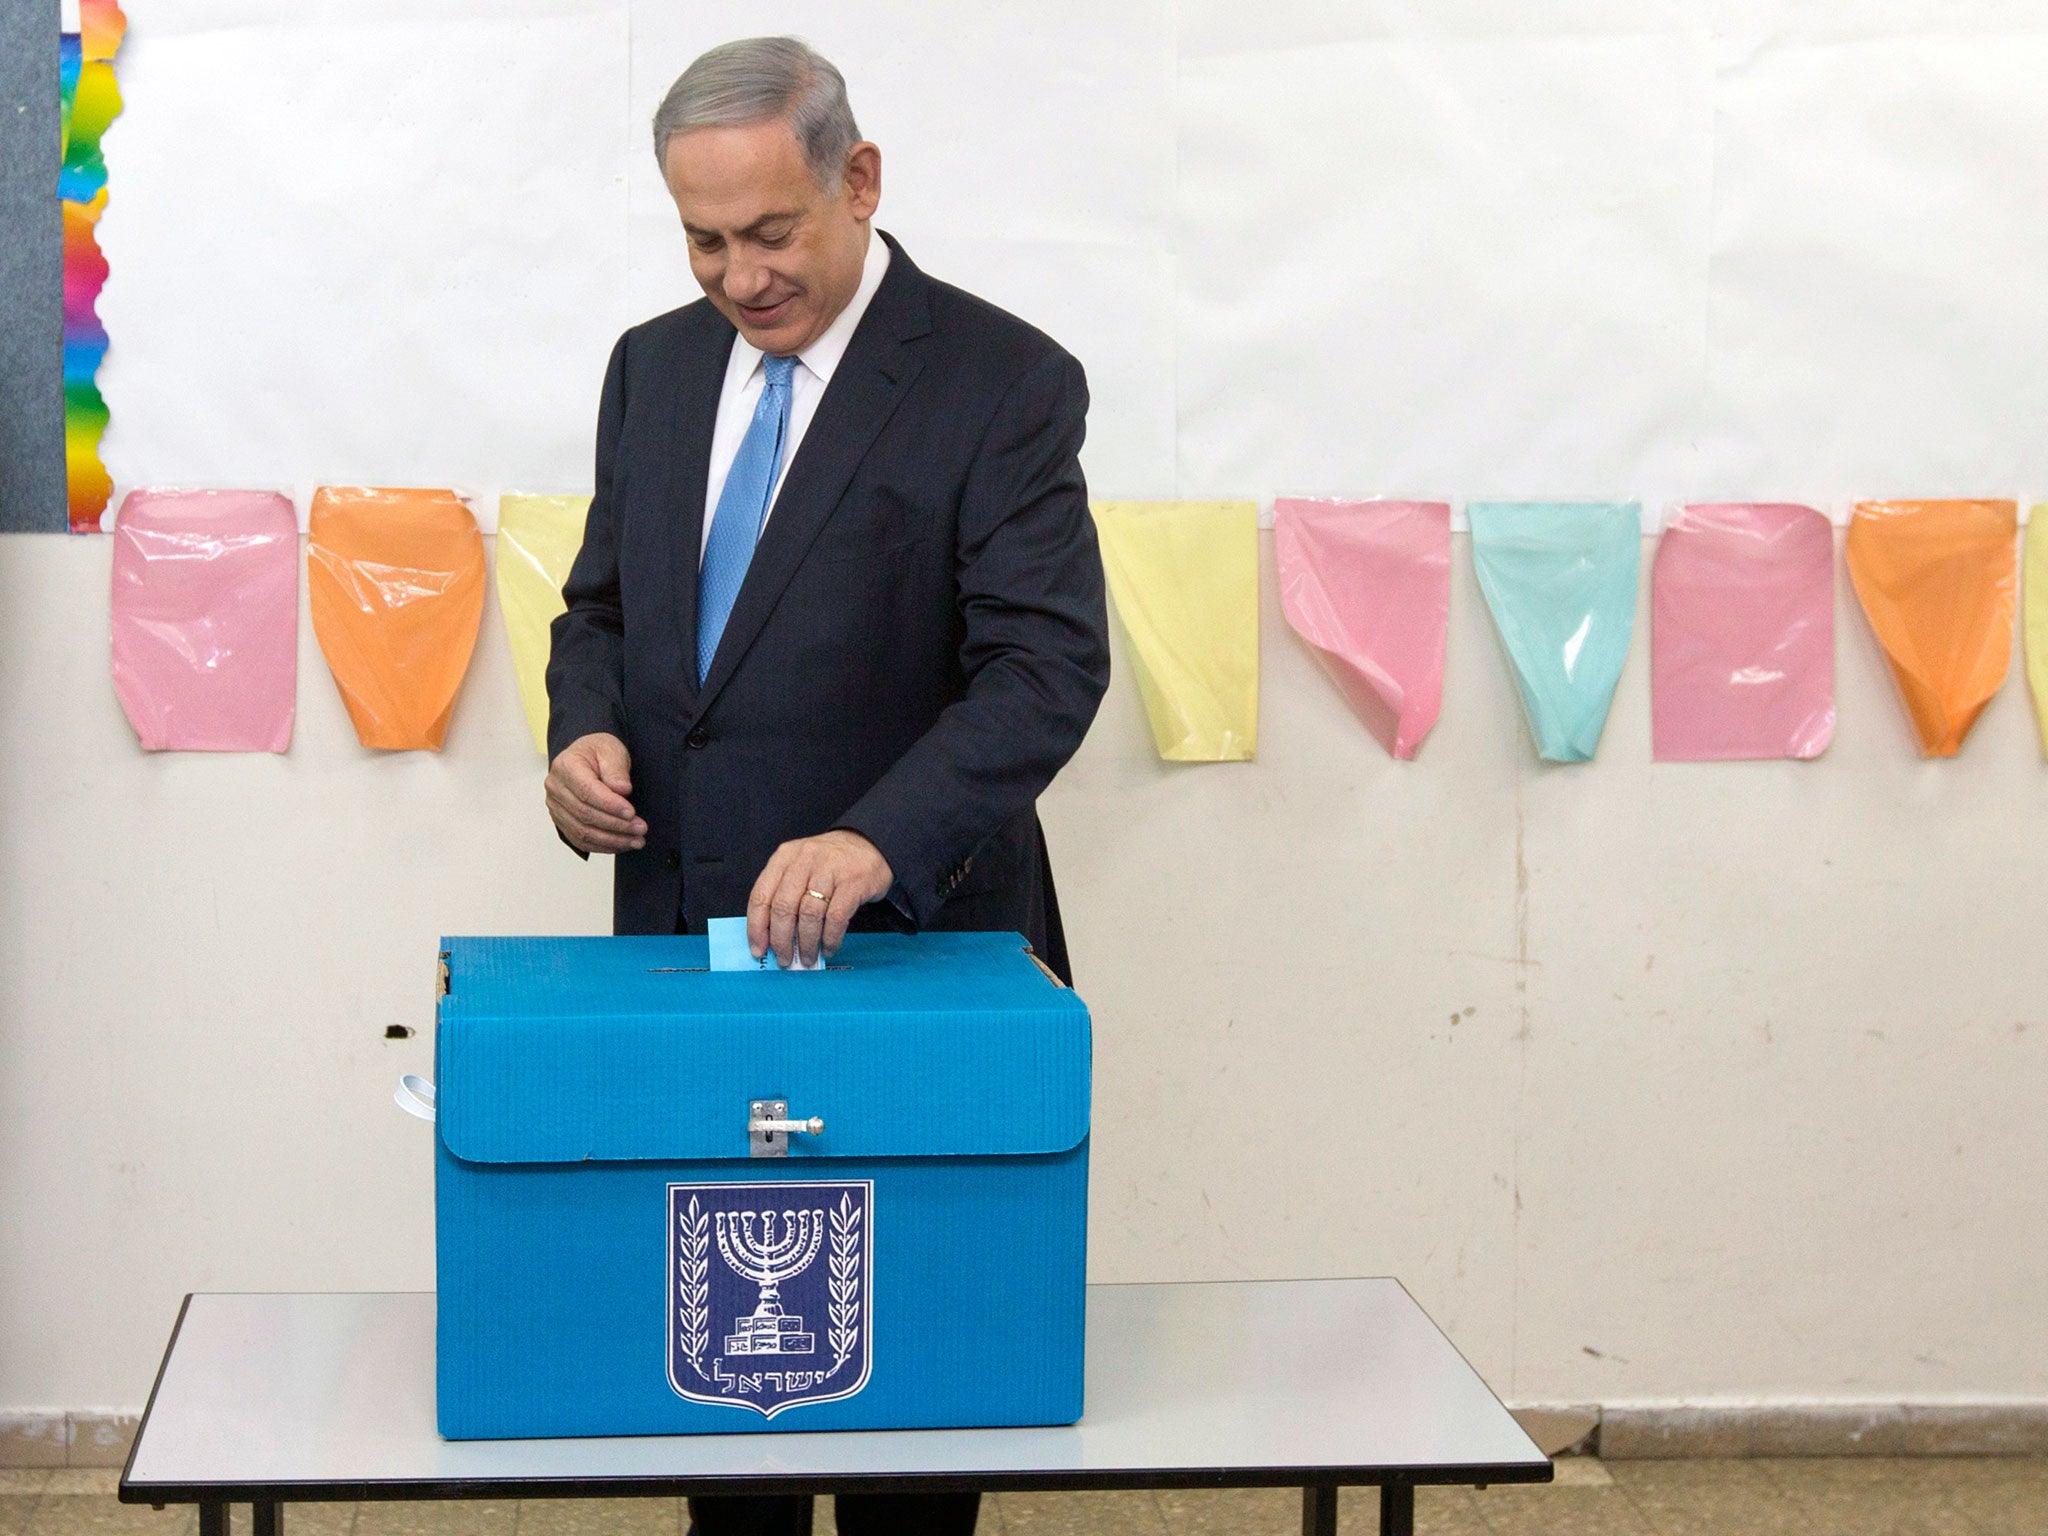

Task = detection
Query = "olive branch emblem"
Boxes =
[826,1192,862,1375]
[675,1195,712,1378]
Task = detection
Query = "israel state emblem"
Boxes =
[668,1180,873,1415]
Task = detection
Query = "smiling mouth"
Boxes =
[739,296,794,325]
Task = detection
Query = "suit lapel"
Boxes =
[668,307,735,699]
[694,237,933,714]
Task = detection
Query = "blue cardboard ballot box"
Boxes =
[431,930,1090,1440]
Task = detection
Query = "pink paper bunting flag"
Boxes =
[1651,503,1835,762]
[1274,499,1450,759]
[110,489,299,752]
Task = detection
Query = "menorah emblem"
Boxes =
[670,1180,872,1415]
[715,1207,826,1355]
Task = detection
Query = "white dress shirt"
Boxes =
[699,236,892,559]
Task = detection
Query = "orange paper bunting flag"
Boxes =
[308,487,486,751]
[1845,499,2016,757]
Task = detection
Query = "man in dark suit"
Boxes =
[542,36,1109,1536]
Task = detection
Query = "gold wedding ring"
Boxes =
[805,888,829,902]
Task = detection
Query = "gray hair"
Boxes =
[652,37,861,190]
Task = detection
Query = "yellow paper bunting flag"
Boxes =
[496,494,590,755]
[1092,500,1259,762]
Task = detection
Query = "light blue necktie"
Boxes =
[697,353,797,682]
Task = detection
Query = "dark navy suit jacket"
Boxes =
[546,233,1110,976]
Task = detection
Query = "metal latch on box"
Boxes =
[749,1098,824,1158]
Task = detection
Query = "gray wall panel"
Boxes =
[0,0,65,533]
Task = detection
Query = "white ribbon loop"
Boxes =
[393,1074,438,1123]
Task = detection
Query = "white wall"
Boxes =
[12,0,2048,1415]
[3,527,2044,1413]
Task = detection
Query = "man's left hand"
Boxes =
[748,830,894,969]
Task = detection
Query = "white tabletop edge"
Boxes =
[122,1282,1552,1498]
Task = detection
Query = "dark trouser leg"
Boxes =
[686,1495,813,1536]
[833,1490,980,1536]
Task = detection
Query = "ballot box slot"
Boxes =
[642,966,853,973]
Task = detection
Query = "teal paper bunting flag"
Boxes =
[1468,501,1641,762]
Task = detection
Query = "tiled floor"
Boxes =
[4,1459,2045,1536]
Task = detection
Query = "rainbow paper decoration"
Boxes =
[60,0,127,533]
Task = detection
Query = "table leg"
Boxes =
[1379,1482,1415,1536]
[253,1502,281,1536]
[199,1507,227,1536]
[1300,1481,1337,1536]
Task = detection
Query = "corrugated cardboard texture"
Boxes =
[437,932,1090,1162]
[433,931,1090,1440]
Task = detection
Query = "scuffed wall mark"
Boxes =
[1509,763,1531,1396]
[1448,948,1536,969]
[1582,1344,1630,1363]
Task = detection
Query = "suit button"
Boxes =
[686,727,709,749]
[665,852,681,872]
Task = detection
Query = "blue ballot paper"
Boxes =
[431,930,1090,1440]
[707,914,823,971]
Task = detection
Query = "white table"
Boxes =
[119,1280,1549,1536]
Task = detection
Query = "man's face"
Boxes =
[663,117,880,356]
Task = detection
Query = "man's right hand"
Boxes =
[545,732,647,854]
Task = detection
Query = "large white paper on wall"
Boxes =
[1175,0,2048,518]
[99,0,632,527]
[1698,13,2048,503]
[93,0,2048,524]
[1174,7,1715,509]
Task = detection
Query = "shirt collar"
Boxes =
[729,234,891,390]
